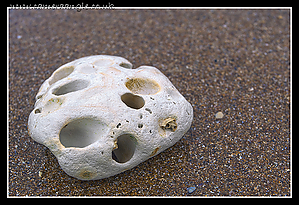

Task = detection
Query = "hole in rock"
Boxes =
[121,93,145,109]
[52,79,89,96]
[160,117,177,132]
[59,118,108,148]
[34,108,41,114]
[125,78,160,95]
[145,108,152,114]
[112,134,137,163]
[119,62,132,69]
[36,94,43,100]
[49,66,75,85]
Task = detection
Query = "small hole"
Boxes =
[139,114,143,119]
[121,93,145,109]
[138,124,143,128]
[160,117,177,132]
[145,108,152,114]
[34,109,41,114]
[112,134,136,163]
[119,62,132,69]
[116,123,121,128]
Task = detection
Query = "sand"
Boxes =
[9,9,290,196]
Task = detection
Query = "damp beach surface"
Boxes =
[9,9,290,196]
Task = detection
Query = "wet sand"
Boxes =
[9,9,290,196]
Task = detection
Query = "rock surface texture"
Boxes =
[28,55,193,180]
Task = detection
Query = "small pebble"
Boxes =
[215,112,224,119]
[187,187,196,193]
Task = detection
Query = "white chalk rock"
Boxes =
[28,55,193,180]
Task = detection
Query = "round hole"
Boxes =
[112,134,137,163]
[34,108,41,114]
[125,78,160,95]
[59,118,108,148]
[121,93,145,109]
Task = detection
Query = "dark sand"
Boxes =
[9,9,290,196]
